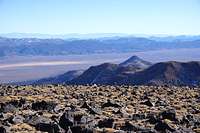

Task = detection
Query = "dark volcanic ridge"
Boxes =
[70,56,200,86]
[126,61,200,86]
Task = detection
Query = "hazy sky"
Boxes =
[0,0,200,35]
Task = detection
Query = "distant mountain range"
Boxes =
[28,56,200,86]
[1,33,200,41]
[0,36,200,57]
[0,33,130,39]
[149,35,200,42]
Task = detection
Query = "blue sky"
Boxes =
[0,0,200,35]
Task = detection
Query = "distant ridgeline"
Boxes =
[23,56,200,87]
[0,36,200,57]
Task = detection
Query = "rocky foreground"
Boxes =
[0,85,200,133]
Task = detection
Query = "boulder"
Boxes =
[81,128,93,133]
[32,100,57,111]
[121,121,153,132]
[160,109,177,121]
[73,114,83,123]
[155,100,168,107]
[176,127,194,133]
[141,100,154,107]
[81,102,100,115]
[8,99,26,108]
[98,118,114,128]
[154,120,176,132]
[25,114,60,133]
[0,103,17,113]
[12,115,25,124]
[59,113,73,130]
[0,126,6,133]
[3,116,14,125]
[0,113,3,118]
[35,123,60,133]
[88,107,100,115]
[132,113,146,120]
[146,114,158,124]
[70,126,82,133]
[25,115,52,126]
[102,100,121,108]
[81,102,90,110]
[181,114,200,128]
[0,99,26,113]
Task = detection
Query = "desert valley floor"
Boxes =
[0,85,200,133]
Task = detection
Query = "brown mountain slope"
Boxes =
[71,61,200,86]
[127,61,200,86]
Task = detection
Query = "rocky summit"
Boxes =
[0,85,200,133]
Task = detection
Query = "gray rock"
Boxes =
[12,115,25,124]
[0,103,17,113]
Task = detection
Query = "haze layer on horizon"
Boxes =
[0,0,200,35]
